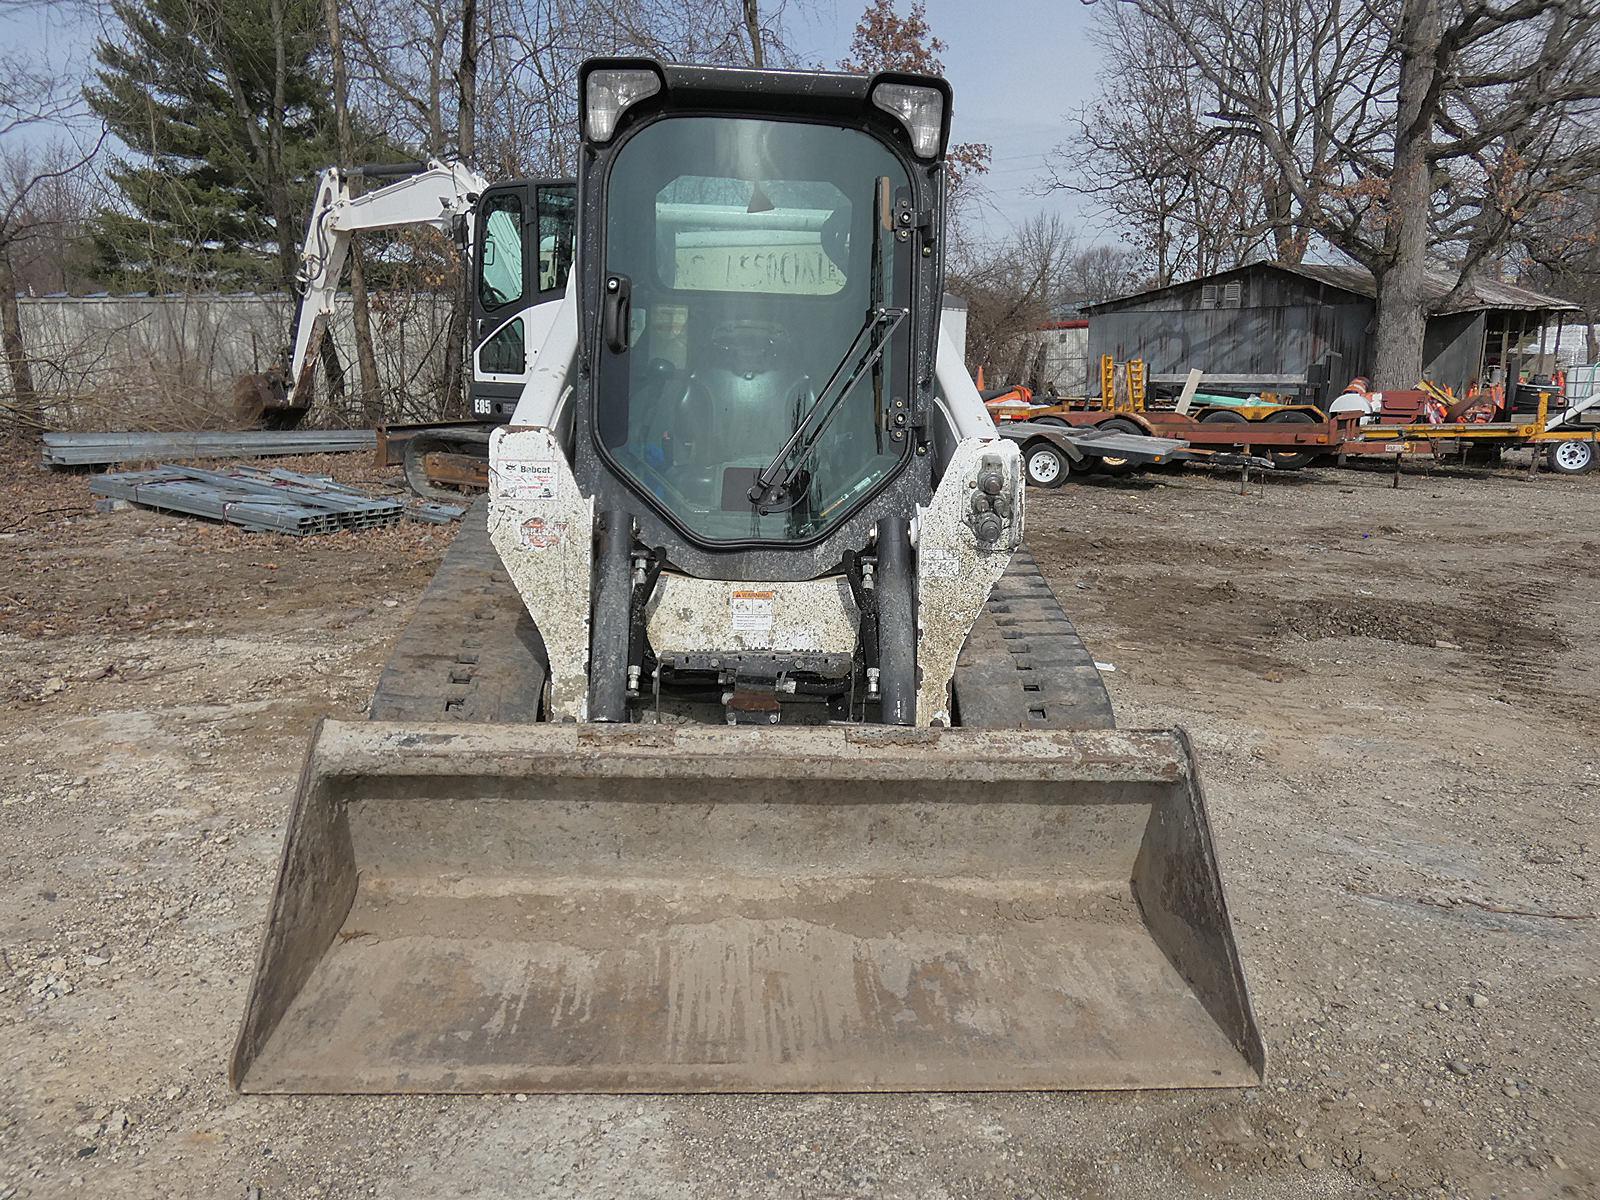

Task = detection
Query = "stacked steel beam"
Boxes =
[257,468,466,525]
[90,465,408,535]
[43,429,376,468]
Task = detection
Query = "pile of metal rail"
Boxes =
[43,429,376,468]
[90,465,461,534]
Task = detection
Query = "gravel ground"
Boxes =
[1,447,1595,1199]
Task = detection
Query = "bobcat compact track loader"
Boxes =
[231,58,1264,1094]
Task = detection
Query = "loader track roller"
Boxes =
[232,504,1264,1094]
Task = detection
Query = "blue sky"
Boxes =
[6,0,1104,240]
[6,2,103,143]
[792,0,1103,239]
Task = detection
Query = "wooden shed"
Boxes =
[1081,262,1578,402]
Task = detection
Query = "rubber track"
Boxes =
[369,511,1108,732]
[951,547,1115,731]
[368,498,546,723]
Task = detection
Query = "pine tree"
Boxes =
[86,0,336,292]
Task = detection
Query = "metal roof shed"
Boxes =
[1080,262,1577,402]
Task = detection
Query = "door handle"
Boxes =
[602,274,632,354]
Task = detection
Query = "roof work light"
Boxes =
[870,81,945,159]
[584,67,662,142]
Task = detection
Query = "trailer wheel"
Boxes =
[1546,439,1595,475]
[1093,416,1145,476]
[1199,409,1248,424]
[1263,409,1319,470]
[1024,440,1069,488]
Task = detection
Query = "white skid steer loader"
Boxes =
[231,58,1264,1094]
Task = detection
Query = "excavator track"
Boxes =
[371,506,1110,732]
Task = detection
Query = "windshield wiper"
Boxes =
[746,303,907,513]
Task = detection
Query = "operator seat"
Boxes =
[670,318,811,508]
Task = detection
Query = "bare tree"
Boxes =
[443,0,481,414]
[742,0,765,66]
[344,0,798,173]
[947,213,1077,382]
[1517,181,1600,360]
[1062,243,1143,308]
[1087,0,1600,387]
[343,0,461,158]
[477,0,586,177]
[322,0,383,420]
[2,148,98,297]
[0,22,105,437]
[1046,4,1291,284]
[839,0,992,230]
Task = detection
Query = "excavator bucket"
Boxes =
[232,720,1264,1094]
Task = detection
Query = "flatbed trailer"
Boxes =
[1350,389,1600,473]
[989,357,1357,470]
[997,355,1600,475]
[991,404,1364,471]
[999,419,1274,487]
[996,392,1600,475]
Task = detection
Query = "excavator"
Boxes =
[231,57,1263,1094]
[246,156,578,495]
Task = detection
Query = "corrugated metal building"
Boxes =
[1036,319,1089,395]
[1080,262,1578,401]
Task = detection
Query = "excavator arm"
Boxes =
[287,159,491,407]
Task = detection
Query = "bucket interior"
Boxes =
[232,722,1264,1093]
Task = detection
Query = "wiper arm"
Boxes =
[747,303,907,513]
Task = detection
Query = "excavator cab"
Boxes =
[469,180,576,423]
[393,178,576,498]
[231,58,1264,1096]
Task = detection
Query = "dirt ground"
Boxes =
[1,445,1596,1200]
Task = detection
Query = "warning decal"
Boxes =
[517,516,565,550]
[730,589,776,634]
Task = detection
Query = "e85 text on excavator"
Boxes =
[231,57,1264,1095]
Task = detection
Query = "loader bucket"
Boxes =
[232,720,1264,1093]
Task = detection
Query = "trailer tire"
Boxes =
[1199,409,1248,425]
[1546,439,1595,475]
[1023,440,1070,488]
[1093,416,1145,476]
[1263,409,1319,470]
